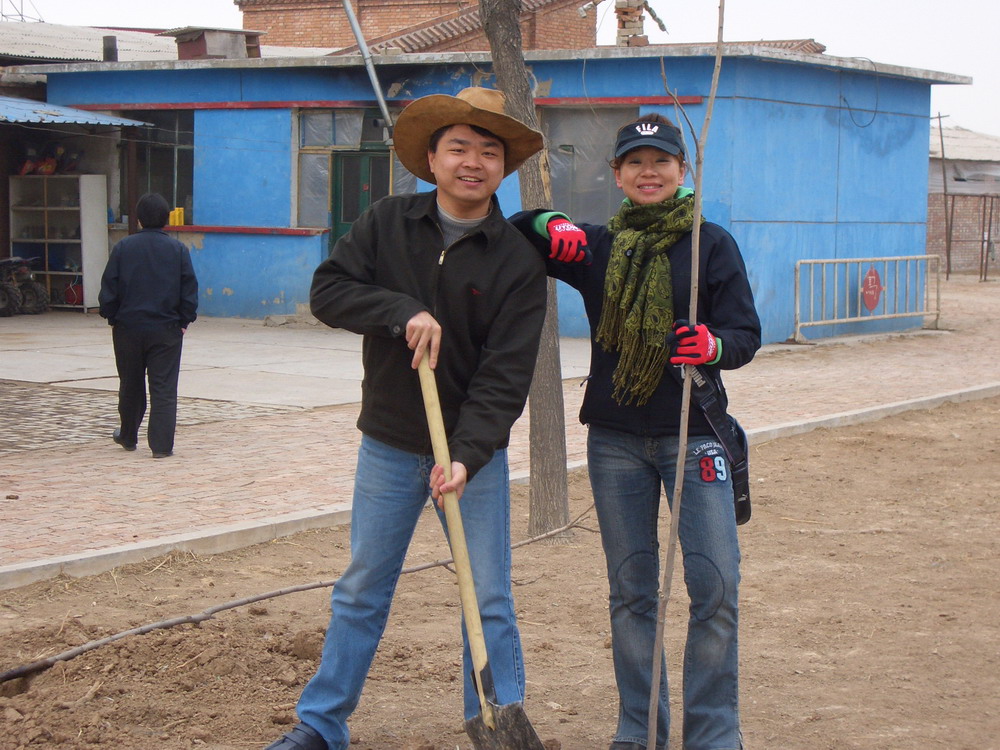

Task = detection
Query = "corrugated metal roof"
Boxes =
[0,21,177,62]
[930,126,1000,162]
[0,22,338,62]
[728,39,826,54]
[0,95,150,126]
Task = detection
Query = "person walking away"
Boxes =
[513,113,761,750]
[264,86,547,750]
[99,192,198,459]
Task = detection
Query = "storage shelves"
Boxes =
[9,175,109,310]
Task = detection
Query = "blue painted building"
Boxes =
[20,43,966,343]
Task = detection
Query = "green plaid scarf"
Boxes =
[595,194,700,405]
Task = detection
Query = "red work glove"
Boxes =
[669,321,719,365]
[546,217,590,264]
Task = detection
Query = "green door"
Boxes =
[331,151,391,249]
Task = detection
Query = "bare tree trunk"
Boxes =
[525,277,568,538]
[480,0,569,537]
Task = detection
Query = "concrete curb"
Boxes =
[3,382,999,592]
[745,382,1000,445]
[0,503,351,591]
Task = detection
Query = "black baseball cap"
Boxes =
[614,120,685,159]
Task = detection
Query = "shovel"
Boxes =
[417,358,546,750]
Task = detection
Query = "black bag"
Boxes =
[726,415,751,525]
[671,365,751,525]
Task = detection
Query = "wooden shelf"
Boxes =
[9,175,108,311]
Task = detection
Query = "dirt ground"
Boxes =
[2,395,999,750]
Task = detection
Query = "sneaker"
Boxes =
[264,723,326,750]
[112,429,136,451]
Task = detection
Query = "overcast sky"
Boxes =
[17,0,1000,136]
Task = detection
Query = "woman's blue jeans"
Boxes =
[588,426,742,750]
[296,435,525,749]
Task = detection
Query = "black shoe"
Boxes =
[610,743,665,750]
[264,723,326,750]
[112,429,136,451]
[151,451,173,459]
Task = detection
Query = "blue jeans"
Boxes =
[297,435,525,749]
[588,426,742,750]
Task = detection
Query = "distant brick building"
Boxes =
[927,126,1000,275]
[234,0,596,52]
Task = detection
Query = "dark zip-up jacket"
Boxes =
[311,192,547,479]
[99,228,198,330]
[511,212,760,437]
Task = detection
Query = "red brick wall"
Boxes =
[241,0,356,48]
[238,0,595,50]
[533,3,594,49]
[927,193,1000,274]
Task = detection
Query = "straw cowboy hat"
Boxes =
[394,87,544,184]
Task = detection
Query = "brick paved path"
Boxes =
[0,380,299,457]
[1,276,997,588]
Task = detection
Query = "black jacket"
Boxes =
[311,192,547,478]
[511,212,760,437]
[99,228,198,330]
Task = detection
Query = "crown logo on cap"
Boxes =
[636,123,659,135]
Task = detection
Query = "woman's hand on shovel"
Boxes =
[429,461,468,509]
[406,311,442,370]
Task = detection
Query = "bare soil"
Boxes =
[2,395,999,750]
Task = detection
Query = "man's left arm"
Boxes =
[179,247,199,329]
[449,252,547,481]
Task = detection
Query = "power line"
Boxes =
[0,0,44,22]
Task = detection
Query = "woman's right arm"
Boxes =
[508,210,598,288]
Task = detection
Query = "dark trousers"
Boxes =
[112,325,184,454]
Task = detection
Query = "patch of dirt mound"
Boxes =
[2,397,1000,749]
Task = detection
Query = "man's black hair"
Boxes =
[136,193,171,229]
[428,123,507,155]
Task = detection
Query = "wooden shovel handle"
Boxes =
[417,358,495,727]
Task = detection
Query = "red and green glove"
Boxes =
[669,321,721,365]
[546,217,590,264]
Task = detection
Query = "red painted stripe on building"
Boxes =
[535,96,703,105]
[164,225,328,236]
[70,101,381,111]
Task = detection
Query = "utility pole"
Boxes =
[934,113,953,279]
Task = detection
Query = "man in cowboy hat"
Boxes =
[264,87,547,750]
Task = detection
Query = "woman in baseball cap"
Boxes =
[512,113,761,750]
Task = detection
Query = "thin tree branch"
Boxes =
[0,505,596,685]
[642,1,667,33]
[658,56,700,176]
[648,0,727,738]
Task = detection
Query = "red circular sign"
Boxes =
[862,266,882,312]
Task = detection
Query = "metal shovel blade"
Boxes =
[464,701,547,750]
